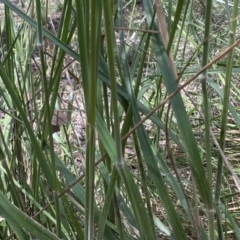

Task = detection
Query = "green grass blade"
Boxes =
[0,63,53,186]
[0,191,60,240]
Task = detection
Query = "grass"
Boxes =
[0,0,240,239]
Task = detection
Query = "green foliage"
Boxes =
[0,0,240,239]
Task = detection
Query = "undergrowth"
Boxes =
[0,0,240,239]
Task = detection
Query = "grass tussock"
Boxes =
[0,0,240,239]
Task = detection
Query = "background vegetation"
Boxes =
[0,0,240,239]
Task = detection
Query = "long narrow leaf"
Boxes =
[0,191,60,240]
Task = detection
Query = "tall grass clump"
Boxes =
[0,0,240,239]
